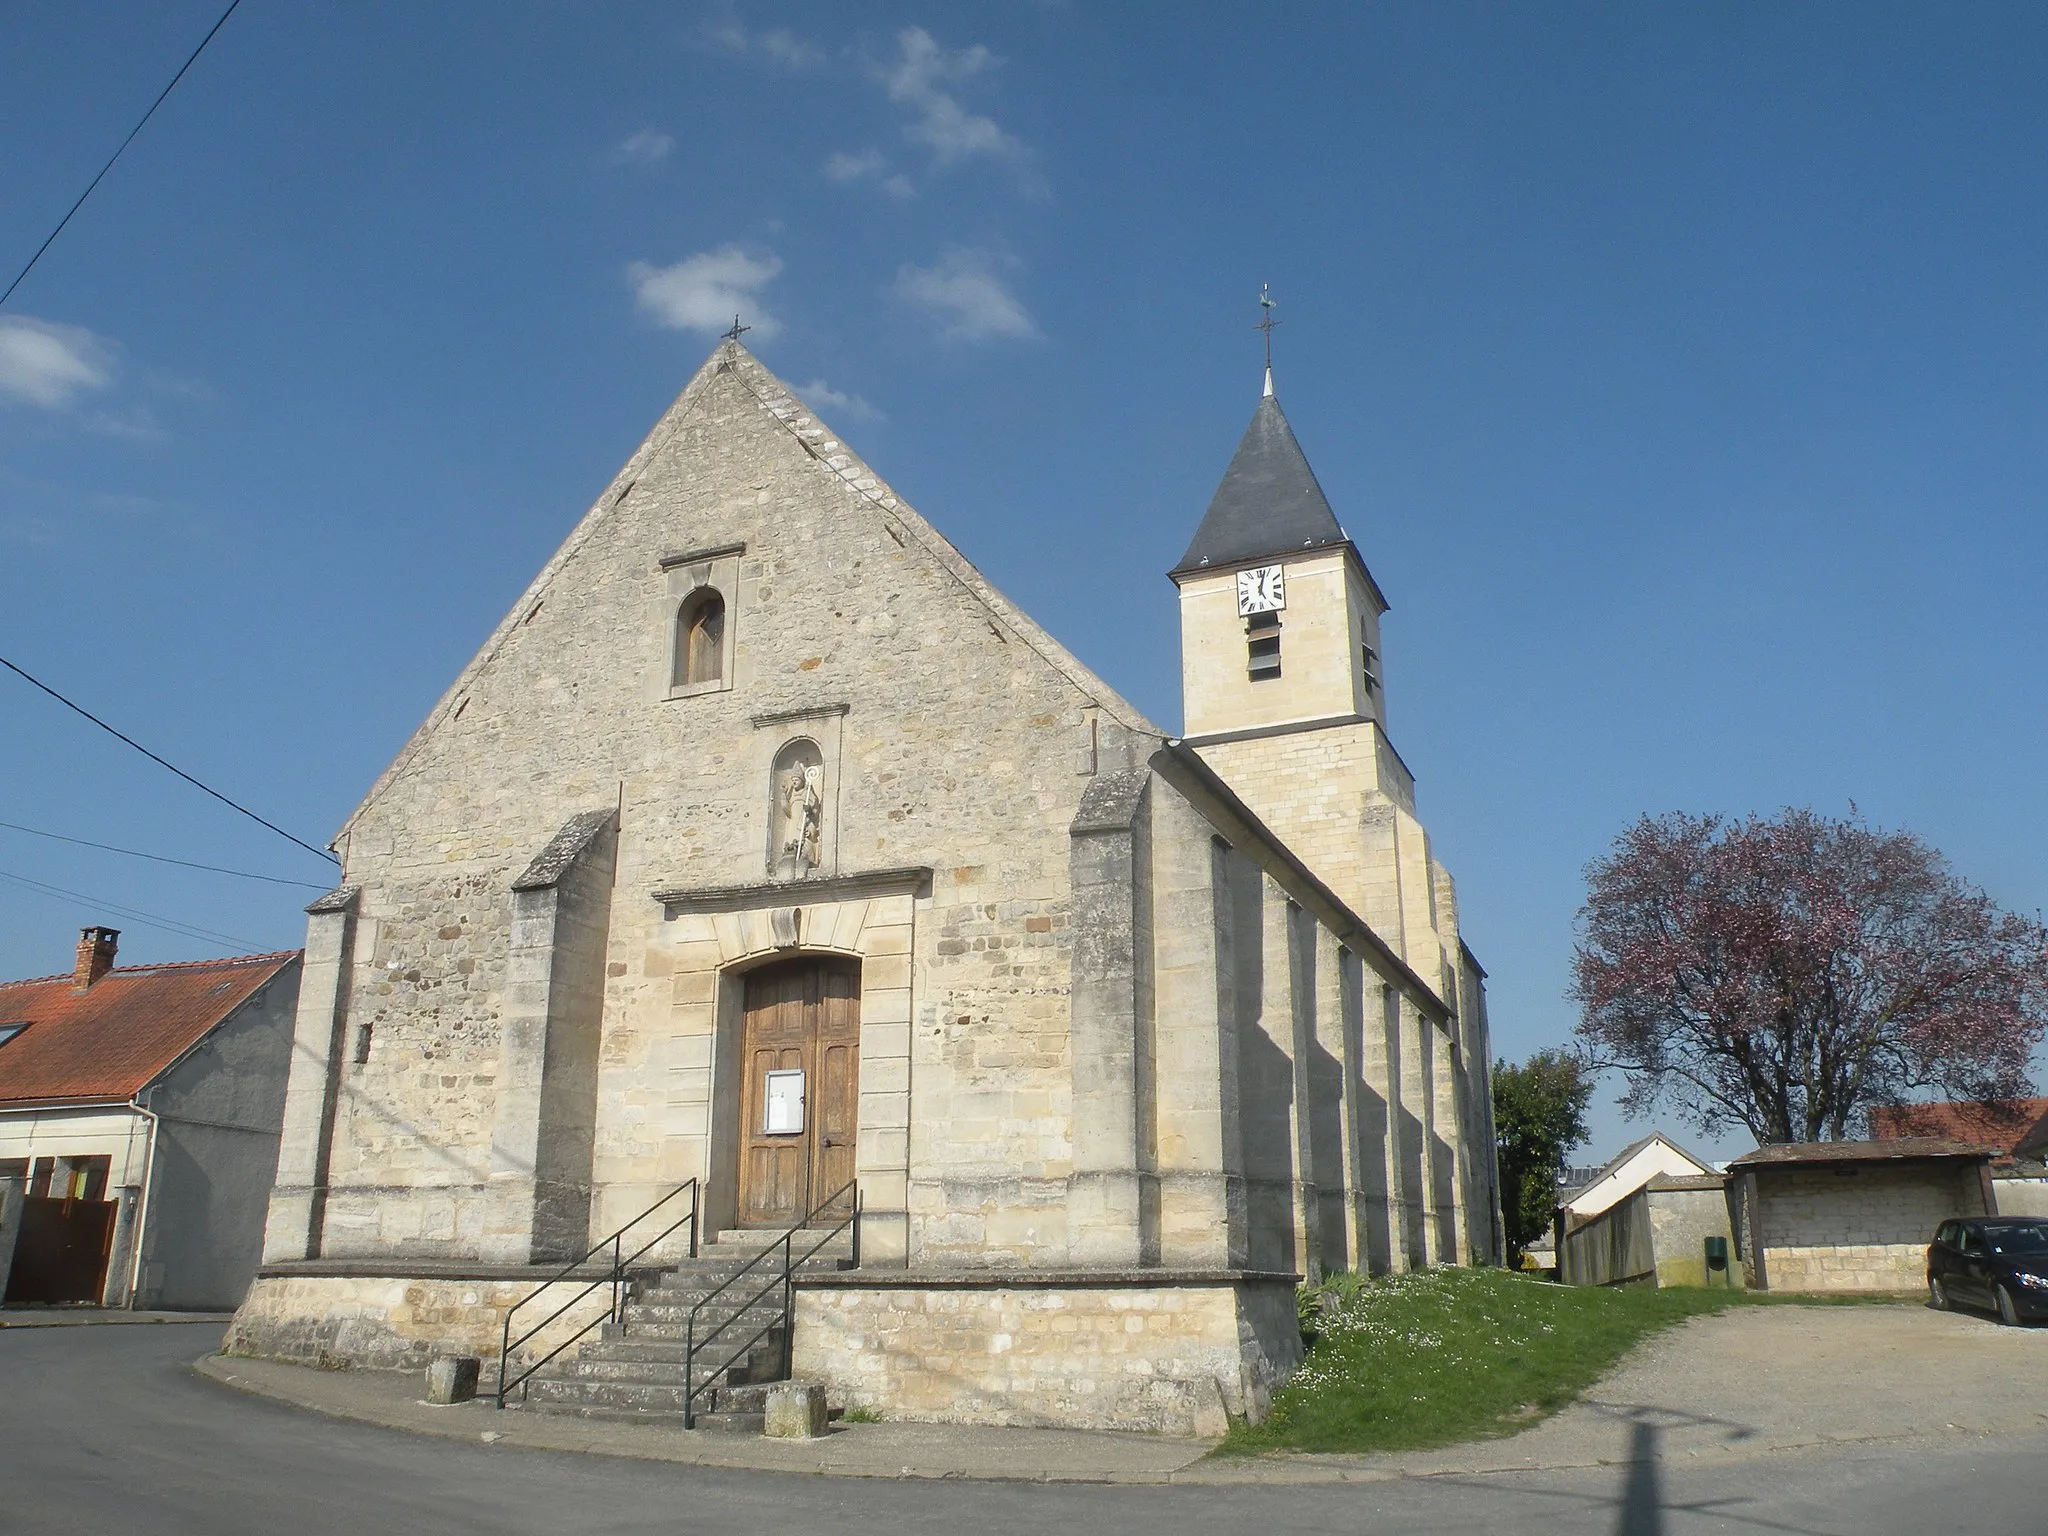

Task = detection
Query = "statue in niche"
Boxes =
[770,740,825,877]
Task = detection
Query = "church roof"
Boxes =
[1171,388,1352,578]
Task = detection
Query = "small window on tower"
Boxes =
[1361,642,1379,692]
[1246,610,1282,680]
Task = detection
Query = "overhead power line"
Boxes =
[0,653,340,866]
[0,867,264,951]
[0,819,330,889]
[0,0,243,310]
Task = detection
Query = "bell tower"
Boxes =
[1170,356,1445,994]
[1170,370,1389,740]
[1169,333,1501,1266]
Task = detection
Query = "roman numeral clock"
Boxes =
[1236,563,1285,616]
[1237,563,1285,678]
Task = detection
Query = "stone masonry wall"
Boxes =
[1177,552,1380,738]
[1646,1186,1736,1288]
[286,344,1162,1262]
[1759,1163,1988,1293]
[792,1277,1301,1436]
[226,1273,612,1377]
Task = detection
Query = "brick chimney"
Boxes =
[72,926,119,993]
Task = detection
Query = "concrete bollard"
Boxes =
[762,1382,829,1439]
[426,1356,481,1405]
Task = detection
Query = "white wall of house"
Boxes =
[0,1105,152,1189]
[0,1104,152,1305]
[1566,1136,1713,1221]
[1993,1177,2048,1218]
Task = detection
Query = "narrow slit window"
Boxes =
[674,589,726,688]
[1246,610,1282,680]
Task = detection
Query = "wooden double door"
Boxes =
[737,956,860,1227]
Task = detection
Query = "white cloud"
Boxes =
[823,148,916,200]
[796,379,883,422]
[825,148,884,182]
[0,316,114,408]
[612,129,674,165]
[880,27,1025,167]
[704,17,824,71]
[628,246,783,339]
[893,249,1036,342]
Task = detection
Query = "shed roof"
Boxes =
[0,952,299,1109]
[1726,1138,1999,1168]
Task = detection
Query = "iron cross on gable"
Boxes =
[724,315,751,345]
[1255,284,1280,371]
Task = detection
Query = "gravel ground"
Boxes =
[1345,1300,2048,1480]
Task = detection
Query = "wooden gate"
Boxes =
[736,956,860,1227]
[4,1198,116,1305]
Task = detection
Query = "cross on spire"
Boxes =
[723,314,751,345]
[1256,284,1280,396]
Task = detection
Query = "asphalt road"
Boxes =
[2,1323,2043,1536]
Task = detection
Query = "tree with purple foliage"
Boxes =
[1571,808,2048,1144]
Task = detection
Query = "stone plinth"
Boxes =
[226,1265,616,1377]
[764,1382,828,1438]
[427,1355,481,1403]
[791,1270,1300,1438]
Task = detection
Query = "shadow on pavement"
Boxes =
[1430,1402,1852,1536]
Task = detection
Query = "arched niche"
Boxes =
[768,737,826,878]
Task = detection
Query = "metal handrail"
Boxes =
[681,1180,859,1429]
[494,1178,698,1409]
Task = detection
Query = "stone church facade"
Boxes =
[229,341,1500,1433]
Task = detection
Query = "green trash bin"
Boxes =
[1704,1234,1732,1288]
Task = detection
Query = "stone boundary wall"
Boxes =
[1644,1185,1736,1288]
[791,1274,1301,1437]
[226,1273,613,1377]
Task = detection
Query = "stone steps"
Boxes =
[702,1228,855,1259]
[514,1239,846,1422]
[577,1331,776,1364]
[522,1351,781,1417]
[527,1336,785,1390]
[610,1294,788,1324]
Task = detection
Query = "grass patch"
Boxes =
[1221,1267,1841,1457]
[839,1405,883,1424]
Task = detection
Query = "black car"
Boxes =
[1927,1218,2048,1325]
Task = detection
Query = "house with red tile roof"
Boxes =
[1868,1099,2048,1163]
[0,928,300,1310]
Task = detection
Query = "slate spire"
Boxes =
[1170,383,1349,577]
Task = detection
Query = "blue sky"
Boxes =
[4,3,2047,1161]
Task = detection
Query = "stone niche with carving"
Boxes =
[756,704,846,880]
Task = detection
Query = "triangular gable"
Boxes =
[338,342,1159,842]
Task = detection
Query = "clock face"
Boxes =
[1235,564,1286,616]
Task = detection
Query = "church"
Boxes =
[228,337,1502,1435]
